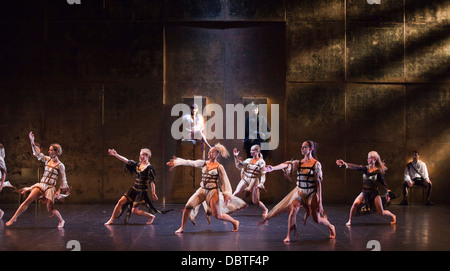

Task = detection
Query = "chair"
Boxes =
[408,185,426,204]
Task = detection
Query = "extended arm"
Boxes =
[266,160,299,173]
[336,159,365,171]
[108,149,129,163]
[166,157,205,171]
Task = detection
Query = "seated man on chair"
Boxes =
[400,150,434,205]
[182,103,211,159]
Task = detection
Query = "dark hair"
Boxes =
[303,140,318,159]
[412,150,419,155]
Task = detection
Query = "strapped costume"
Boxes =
[22,145,69,202]
[235,157,266,193]
[265,160,323,221]
[117,160,170,222]
[172,158,246,223]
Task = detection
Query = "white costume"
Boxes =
[22,145,69,202]
[172,158,246,223]
[182,113,205,140]
[234,157,266,194]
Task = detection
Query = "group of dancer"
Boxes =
[1,128,403,243]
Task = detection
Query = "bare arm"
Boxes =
[265,160,299,172]
[108,149,129,163]
[150,181,158,200]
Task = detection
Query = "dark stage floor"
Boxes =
[0,203,448,251]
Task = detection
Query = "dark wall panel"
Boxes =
[0,0,448,204]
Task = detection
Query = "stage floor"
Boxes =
[0,203,448,251]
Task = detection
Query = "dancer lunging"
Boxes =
[105,148,169,225]
[167,143,246,233]
[263,140,335,242]
[336,151,396,226]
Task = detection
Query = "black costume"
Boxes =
[342,164,394,214]
[117,160,170,222]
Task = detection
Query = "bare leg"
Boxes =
[105,196,127,225]
[310,195,335,239]
[6,188,41,226]
[346,193,363,226]
[252,186,267,217]
[374,195,396,224]
[210,193,239,232]
[233,180,248,198]
[284,201,300,242]
[132,207,155,224]
[46,200,65,228]
[175,207,192,233]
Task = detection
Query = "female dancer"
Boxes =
[336,151,396,226]
[105,148,165,225]
[263,140,335,242]
[167,143,246,233]
[233,145,268,216]
[6,131,69,227]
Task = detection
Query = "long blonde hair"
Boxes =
[213,143,229,159]
[369,151,387,174]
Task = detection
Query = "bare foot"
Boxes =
[391,215,396,225]
[283,236,291,243]
[346,220,351,226]
[146,215,155,225]
[329,225,336,239]
[104,219,114,225]
[232,220,239,232]
[175,227,184,234]
[58,220,65,228]
[5,218,16,227]
[261,208,268,217]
